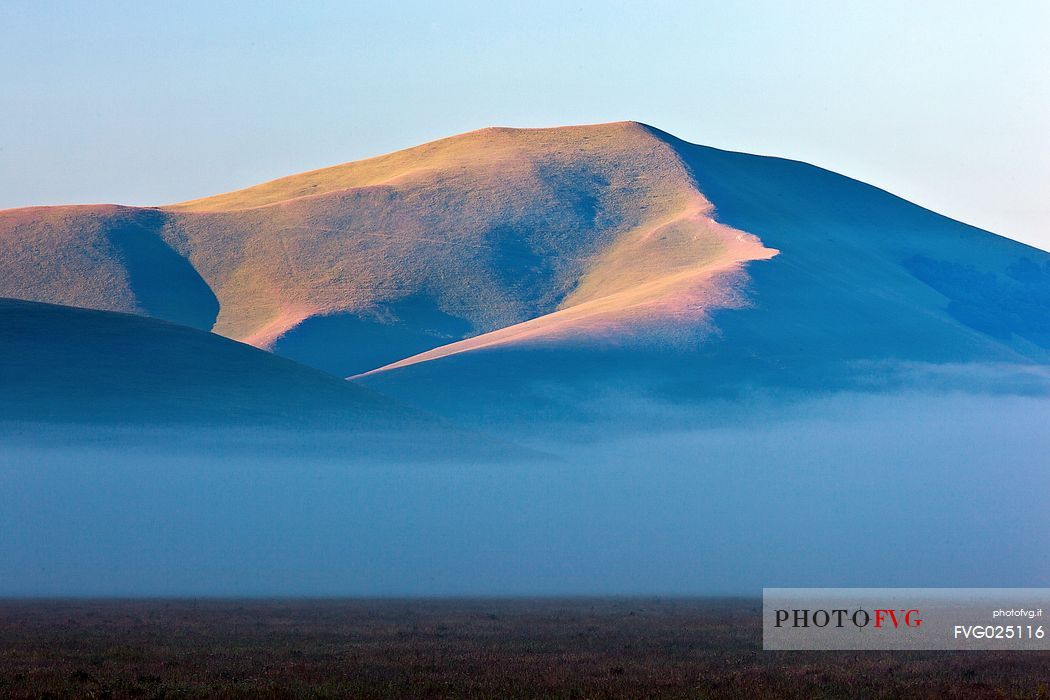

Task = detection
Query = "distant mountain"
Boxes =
[2,123,1048,429]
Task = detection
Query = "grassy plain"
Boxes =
[1,598,1046,698]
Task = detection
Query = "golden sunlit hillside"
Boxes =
[0,123,776,377]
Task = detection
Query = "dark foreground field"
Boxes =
[0,599,1047,699]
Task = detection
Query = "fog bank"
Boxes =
[1,392,1046,596]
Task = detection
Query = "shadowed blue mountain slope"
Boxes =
[272,295,473,377]
[0,297,420,429]
[663,128,1050,359]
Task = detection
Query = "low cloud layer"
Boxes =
[2,391,1046,596]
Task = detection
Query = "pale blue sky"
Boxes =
[2,1,1047,249]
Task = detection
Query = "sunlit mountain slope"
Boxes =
[1,123,776,377]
